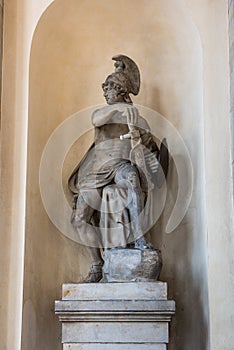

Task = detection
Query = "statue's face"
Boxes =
[102,82,125,105]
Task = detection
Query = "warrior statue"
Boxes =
[69,55,168,282]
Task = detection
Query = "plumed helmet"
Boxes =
[112,54,140,95]
[102,55,140,104]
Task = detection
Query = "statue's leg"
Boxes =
[115,163,153,249]
[72,191,103,282]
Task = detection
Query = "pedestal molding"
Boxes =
[55,283,175,348]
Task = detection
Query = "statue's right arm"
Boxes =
[92,105,117,126]
[92,104,127,127]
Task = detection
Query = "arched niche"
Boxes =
[22,1,208,349]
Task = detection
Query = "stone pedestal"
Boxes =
[55,282,175,349]
[103,248,162,282]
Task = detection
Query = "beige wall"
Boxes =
[23,2,207,349]
[191,2,234,348]
[0,0,233,350]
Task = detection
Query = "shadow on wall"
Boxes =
[153,155,209,350]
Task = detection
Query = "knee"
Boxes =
[73,205,87,220]
[71,207,86,227]
[71,199,91,227]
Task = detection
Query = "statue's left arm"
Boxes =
[122,106,168,185]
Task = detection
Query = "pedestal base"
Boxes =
[55,283,175,349]
[103,248,162,282]
[63,344,166,350]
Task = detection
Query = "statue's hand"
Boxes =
[123,106,139,129]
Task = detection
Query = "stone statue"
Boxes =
[69,55,168,282]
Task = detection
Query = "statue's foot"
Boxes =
[135,237,154,250]
[83,262,103,283]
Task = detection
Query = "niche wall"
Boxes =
[22,1,208,349]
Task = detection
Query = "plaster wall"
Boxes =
[188,2,234,349]
[22,1,206,350]
[0,1,233,350]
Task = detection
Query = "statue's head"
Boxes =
[102,55,140,105]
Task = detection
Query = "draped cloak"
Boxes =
[68,109,159,248]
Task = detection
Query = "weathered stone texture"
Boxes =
[103,248,162,282]
[63,344,166,350]
[62,281,167,300]
[55,283,175,349]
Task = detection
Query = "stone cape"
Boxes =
[68,109,156,193]
[68,109,164,248]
